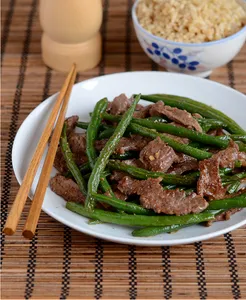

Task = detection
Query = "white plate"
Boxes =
[12,72,246,246]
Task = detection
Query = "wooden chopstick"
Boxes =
[3,64,76,236]
[22,65,77,239]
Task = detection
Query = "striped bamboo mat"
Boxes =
[1,0,246,299]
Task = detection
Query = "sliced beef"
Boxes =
[163,133,189,144]
[239,152,246,167]
[168,154,198,175]
[207,128,225,136]
[149,101,202,132]
[207,129,219,136]
[50,174,85,203]
[107,94,133,115]
[116,135,151,154]
[118,176,208,215]
[133,105,151,119]
[197,159,226,200]
[68,132,88,165]
[122,159,145,168]
[109,185,128,201]
[110,171,128,182]
[65,115,79,137]
[139,137,178,172]
[94,139,108,151]
[53,115,81,174]
[192,113,203,119]
[54,146,68,174]
[213,140,246,168]
[197,140,246,199]
[95,135,151,154]
[206,208,242,226]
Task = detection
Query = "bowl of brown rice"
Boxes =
[132,0,246,77]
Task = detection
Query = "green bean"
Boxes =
[146,116,168,123]
[91,193,153,215]
[67,202,222,227]
[131,208,228,237]
[102,113,229,149]
[162,184,177,190]
[85,97,116,199]
[60,124,87,196]
[222,172,246,183]
[80,162,91,174]
[99,175,115,198]
[107,160,198,186]
[139,94,246,134]
[134,119,228,148]
[130,123,212,160]
[227,181,241,194]
[111,151,139,160]
[187,141,211,151]
[207,193,246,210]
[197,118,225,132]
[234,160,242,168]
[98,127,116,139]
[83,171,111,181]
[235,141,246,152]
[85,94,141,210]
[86,98,108,168]
[64,162,91,179]
[220,168,234,176]
[132,224,187,237]
[76,121,89,130]
[230,135,246,143]
[88,219,102,225]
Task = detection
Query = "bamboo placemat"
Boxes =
[1,0,246,299]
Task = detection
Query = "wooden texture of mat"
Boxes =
[1,0,246,299]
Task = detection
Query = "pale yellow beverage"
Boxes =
[39,0,103,72]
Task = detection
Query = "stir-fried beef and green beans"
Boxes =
[50,93,246,237]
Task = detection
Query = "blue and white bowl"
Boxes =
[132,0,246,77]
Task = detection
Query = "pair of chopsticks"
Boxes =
[3,64,77,239]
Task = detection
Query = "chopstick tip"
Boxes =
[22,230,35,240]
[3,227,15,235]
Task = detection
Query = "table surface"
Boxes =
[1,0,246,299]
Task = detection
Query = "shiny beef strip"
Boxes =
[197,159,226,200]
[213,140,246,168]
[121,158,145,168]
[54,146,68,174]
[139,137,178,172]
[197,140,246,200]
[207,128,226,136]
[65,115,79,136]
[168,153,198,175]
[133,104,151,119]
[50,174,85,203]
[95,135,151,154]
[110,171,128,182]
[68,132,88,166]
[162,132,189,144]
[105,184,128,201]
[117,176,208,215]
[192,113,203,119]
[54,115,88,174]
[54,132,88,174]
[149,101,202,132]
[107,93,133,115]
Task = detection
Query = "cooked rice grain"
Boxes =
[136,0,246,43]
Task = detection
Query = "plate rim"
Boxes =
[12,71,246,246]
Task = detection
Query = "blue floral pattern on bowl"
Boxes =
[143,40,205,72]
